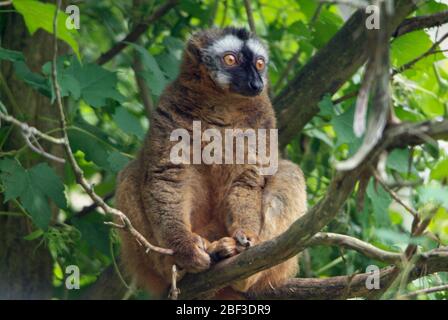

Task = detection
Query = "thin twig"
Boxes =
[243,0,256,34]
[393,10,448,38]
[333,38,448,105]
[132,52,154,118]
[309,232,402,264]
[0,112,65,145]
[51,0,173,256]
[398,284,448,299]
[319,0,368,9]
[21,131,66,163]
[372,169,419,219]
[168,265,180,300]
[96,0,178,65]
[392,32,448,76]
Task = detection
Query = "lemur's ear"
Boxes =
[185,37,203,63]
[184,30,218,64]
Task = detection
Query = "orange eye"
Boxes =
[255,58,265,71]
[223,54,237,66]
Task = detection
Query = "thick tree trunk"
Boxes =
[0,7,67,299]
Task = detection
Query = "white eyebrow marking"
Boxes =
[209,35,243,54]
[246,38,268,61]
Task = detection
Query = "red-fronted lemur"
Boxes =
[116,27,307,299]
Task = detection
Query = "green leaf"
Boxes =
[20,181,51,230]
[163,36,184,59]
[431,158,448,181]
[387,148,410,173]
[72,62,124,107]
[0,158,27,202]
[0,160,67,229]
[131,43,169,96]
[391,31,432,67]
[318,94,335,117]
[0,47,25,62]
[43,57,81,100]
[24,229,44,241]
[367,179,392,227]
[72,214,110,256]
[331,105,361,147]
[107,151,130,173]
[156,52,180,81]
[43,58,124,106]
[113,107,145,139]
[68,129,112,169]
[28,163,67,210]
[13,0,80,58]
[418,183,448,209]
[14,61,51,97]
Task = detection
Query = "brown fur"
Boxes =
[115,29,307,299]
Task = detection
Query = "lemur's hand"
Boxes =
[174,233,211,273]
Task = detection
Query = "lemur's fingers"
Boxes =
[207,237,238,262]
[174,234,211,273]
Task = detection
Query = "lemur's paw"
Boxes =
[174,234,211,273]
[207,237,239,262]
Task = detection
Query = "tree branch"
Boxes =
[249,247,448,299]
[95,0,179,65]
[177,119,448,299]
[309,232,401,264]
[0,112,65,145]
[393,10,448,38]
[275,0,419,148]
[392,32,448,76]
[398,283,448,299]
[243,0,256,34]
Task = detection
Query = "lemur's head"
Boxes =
[183,27,269,97]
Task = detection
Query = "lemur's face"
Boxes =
[201,30,269,97]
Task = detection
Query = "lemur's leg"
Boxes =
[208,160,307,293]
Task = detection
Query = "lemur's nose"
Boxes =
[249,80,263,93]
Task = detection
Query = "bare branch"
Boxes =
[319,0,368,9]
[398,284,448,299]
[77,192,115,218]
[309,232,401,264]
[132,53,154,118]
[243,0,256,34]
[250,247,448,299]
[21,131,66,164]
[373,169,419,219]
[96,0,179,65]
[0,112,65,145]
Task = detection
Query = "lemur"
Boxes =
[115,27,307,299]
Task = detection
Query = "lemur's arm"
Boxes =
[224,166,264,247]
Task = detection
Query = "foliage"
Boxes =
[0,0,447,300]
